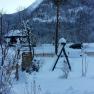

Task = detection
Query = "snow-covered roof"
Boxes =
[5,30,23,37]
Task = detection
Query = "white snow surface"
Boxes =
[59,38,66,44]
[12,56,94,94]
[1,43,94,94]
[5,30,23,37]
[34,44,55,54]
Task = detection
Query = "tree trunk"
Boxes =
[55,4,60,55]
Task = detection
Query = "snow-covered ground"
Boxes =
[12,55,94,94]
[1,43,94,94]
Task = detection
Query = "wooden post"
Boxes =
[52,43,71,71]
[54,0,62,55]
[15,63,19,80]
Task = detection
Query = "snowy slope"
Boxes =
[27,0,44,13]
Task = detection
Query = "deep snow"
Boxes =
[1,43,94,94]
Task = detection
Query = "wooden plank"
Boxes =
[4,36,27,38]
[22,52,32,71]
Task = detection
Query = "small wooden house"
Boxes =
[4,30,34,72]
[4,30,27,46]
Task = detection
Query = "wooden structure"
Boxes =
[4,30,27,46]
[4,35,27,46]
[4,30,34,72]
[22,52,32,72]
[52,43,71,71]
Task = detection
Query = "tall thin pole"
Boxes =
[55,0,61,55]
[0,13,4,66]
[0,13,3,39]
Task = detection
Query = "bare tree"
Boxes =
[0,9,5,66]
[75,10,90,42]
[16,6,25,29]
[0,10,13,94]
[22,20,37,60]
[53,0,63,55]
[0,43,12,94]
[5,20,10,34]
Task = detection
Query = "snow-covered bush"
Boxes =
[0,65,12,94]
[29,59,40,73]
[61,60,70,79]
[0,44,13,94]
